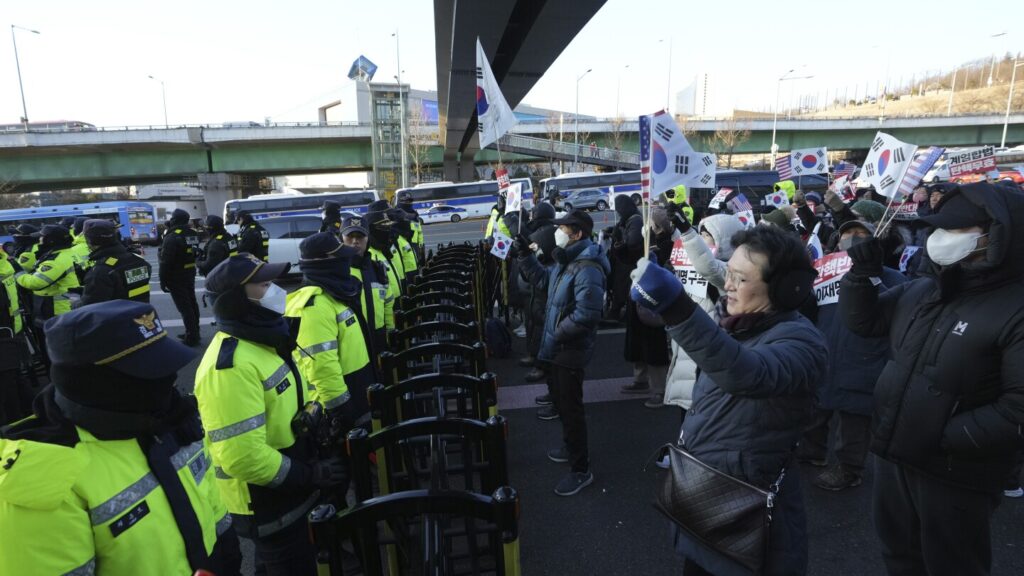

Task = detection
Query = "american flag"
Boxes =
[727,192,753,213]
[834,161,857,179]
[639,115,651,197]
[775,154,793,180]
[896,146,945,198]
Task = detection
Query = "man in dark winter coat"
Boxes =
[158,209,201,346]
[196,215,238,276]
[236,211,270,262]
[800,220,907,491]
[841,181,1024,576]
[77,220,153,307]
[608,195,643,321]
[319,200,343,235]
[517,209,609,497]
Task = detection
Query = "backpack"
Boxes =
[485,317,513,358]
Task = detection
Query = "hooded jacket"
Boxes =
[518,238,610,368]
[663,214,745,409]
[840,182,1024,493]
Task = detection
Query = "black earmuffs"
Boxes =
[767,266,817,311]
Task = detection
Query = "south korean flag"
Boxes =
[789,147,828,176]
[648,111,717,191]
[863,132,918,199]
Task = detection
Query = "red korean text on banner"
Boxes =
[812,251,853,305]
[670,238,709,299]
[496,168,510,191]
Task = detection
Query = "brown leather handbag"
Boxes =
[654,444,785,575]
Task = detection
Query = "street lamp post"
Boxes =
[771,70,813,169]
[147,75,169,128]
[989,32,1007,87]
[947,66,959,115]
[10,25,40,129]
[392,31,408,188]
[574,68,592,171]
[1001,55,1024,148]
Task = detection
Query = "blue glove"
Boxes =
[629,257,683,313]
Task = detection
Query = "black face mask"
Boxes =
[369,225,391,248]
[300,256,361,300]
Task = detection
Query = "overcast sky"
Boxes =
[2,0,1021,127]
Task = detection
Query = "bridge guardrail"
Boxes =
[496,133,639,167]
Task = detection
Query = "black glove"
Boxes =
[611,227,623,243]
[846,237,884,278]
[513,234,531,254]
[666,202,691,233]
[310,457,348,489]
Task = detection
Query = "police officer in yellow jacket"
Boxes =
[159,209,201,347]
[69,217,93,283]
[774,179,797,203]
[485,194,512,239]
[195,254,346,576]
[286,233,374,425]
[10,224,40,273]
[236,211,270,262]
[396,191,425,260]
[77,219,152,307]
[363,202,404,316]
[341,215,393,356]
[196,215,239,276]
[0,250,31,425]
[15,225,80,333]
[0,300,242,576]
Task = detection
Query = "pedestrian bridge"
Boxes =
[1,114,1021,193]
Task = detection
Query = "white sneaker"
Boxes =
[513,325,527,338]
[1004,486,1023,498]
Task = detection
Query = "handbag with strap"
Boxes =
[654,443,785,575]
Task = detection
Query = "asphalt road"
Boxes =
[138,230,1024,576]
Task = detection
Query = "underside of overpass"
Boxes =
[434,0,608,180]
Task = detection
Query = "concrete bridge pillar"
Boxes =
[199,174,246,221]
[458,152,477,182]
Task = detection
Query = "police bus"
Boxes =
[0,201,160,245]
[540,171,642,204]
[223,189,381,223]
[394,178,534,219]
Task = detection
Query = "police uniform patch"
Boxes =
[39,264,52,273]
[124,266,150,284]
[275,378,292,395]
[109,501,150,537]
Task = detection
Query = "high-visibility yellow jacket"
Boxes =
[351,256,390,355]
[368,247,401,330]
[194,332,318,535]
[69,234,93,280]
[485,208,511,239]
[15,244,37,273]
[286,285,373,420]
[0,257,22,334]
[15,246,80,321]
[775,180,797,202]
[0,426,230,576]
[396,236,419,282]
[410,220,424,250]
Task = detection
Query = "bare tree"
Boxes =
[543,113,563,175]
[0,178,27,211]
[708,118,751,169]
[607,116,627,163]
[406,105,437,185]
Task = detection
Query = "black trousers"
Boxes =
[802,408,871,474]
[251,517,317,576]
[166,274,200,341]
[873,457,999,576]
[550,363,588,473]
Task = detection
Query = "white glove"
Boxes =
[630,257,651,285]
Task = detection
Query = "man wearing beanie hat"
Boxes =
[197,215,239,277]
[77,219,152,307]
[285,232,372,430]
[159,208,201,347]
[194,254,344,575]
[841,181,1024,574]
[0,301,242,575]
[850,199,886,224]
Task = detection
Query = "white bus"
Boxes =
[540,171,643,205]
[223,189,380,223]
[394,178,534,219]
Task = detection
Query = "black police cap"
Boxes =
[44,300,195,378]
[40,224,72,244]
[300,232,344,260]
[205,254,290,295]
[73,217,89,235]
[83,219,117,240]
[341,215,368,236]
[205,215,225,229]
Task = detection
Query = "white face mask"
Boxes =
[554,228,571,248]
[926,228,987,266]
[251,282,287,314]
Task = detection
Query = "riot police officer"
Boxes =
[363,201,404,309]
[396,191,424,260]
[387,207,419,283]
[286,233,373,427]
[15,224,80,331]
[69,216,92,283]
[0,300,242,575]
[10,223,40,272]
[319,200,343,236]
[236,211,270,262]
[77,219,152,307]
[341,215,393,355]
[195,254,346,576]
[159,209,201,346]
[0,247,31,425]
[197,215,238,276]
